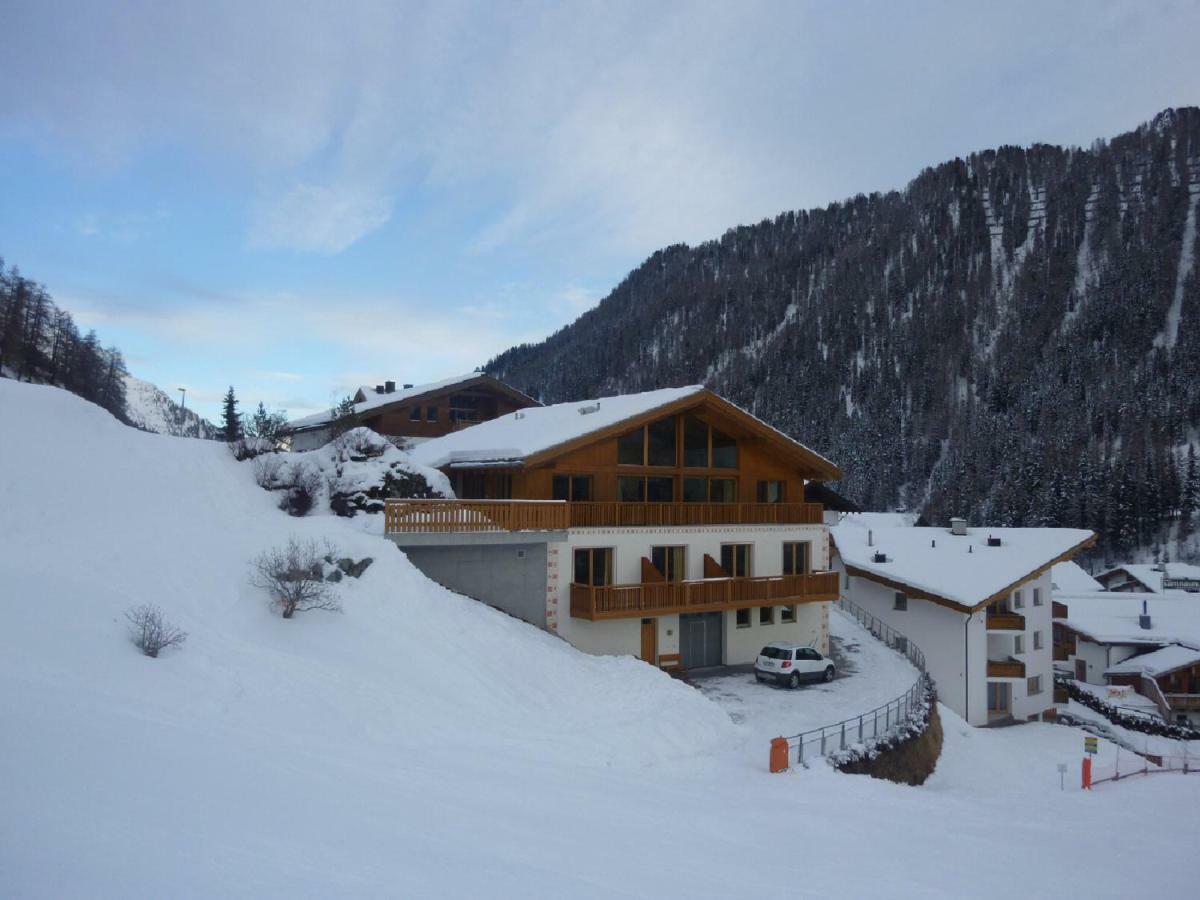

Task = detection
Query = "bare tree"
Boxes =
[125,604,187,658]
[253,537,342,618]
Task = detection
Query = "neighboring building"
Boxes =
[388,385,843,668]
[1051,561,1102,593]
[283,373,539,451]
[803,481,860,525]
[1051,590,1200,727]
[1094,562,1200,595]
[830,519,1095,726]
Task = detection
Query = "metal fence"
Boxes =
[780,596,934,766]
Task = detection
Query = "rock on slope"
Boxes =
[122,373,218,438]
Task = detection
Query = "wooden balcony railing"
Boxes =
[1052,641,1075,662]
[986,612,1026,631]
[567,502,824,528]
[987,658,1026,679]
[1165,693,1200,711]
[384,499,825,533]
[385,499,569,533]
[570,571,840,620]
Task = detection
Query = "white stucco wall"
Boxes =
[1073,639,1111,684]
[549,523,831,663]
[1009,572,1055,721]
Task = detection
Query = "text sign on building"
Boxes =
[1161,578,1200,593]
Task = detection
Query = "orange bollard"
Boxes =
[769,737,790,773]
[1081,757,1092,790]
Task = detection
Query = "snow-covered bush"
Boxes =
[229,436,275,461]
[253,538,343,619]
[252,453,285,489]
[125,604,187,658]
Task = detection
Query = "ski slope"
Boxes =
[1,380,1196,898]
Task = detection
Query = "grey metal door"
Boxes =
[680,612,723,668]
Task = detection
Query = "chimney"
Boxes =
[950,517,967,536]
[987,535,1002,547]
[385,380,396,394]
[403,383,413,389]
[375,384,384,394]
[868,529,873,547]
[1139,599,1152,630]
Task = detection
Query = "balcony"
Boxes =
[384,499,824,534]
[569,571,840,621]
[986,611,1026,631]
[1165,693,1200,711]
[987,658,1026,679]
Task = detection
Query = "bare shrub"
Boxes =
[125,604,187,658]
[253,537,343,618]
[253,453,285,489]
[279,462,322,516]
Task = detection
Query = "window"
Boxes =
[757,480,785,503]
[720,544,752,578]
[987,682,1010,713]
[646,417,677,467]
[736,608,751,629]
[573,548,613,586]
[759,606,774,625]
[894,592,907,611]
[408,406,421,421]
[780,605,796,623]
[1012,590,1024,610]
[646,476,674,502]
[799,648,820,661]
[651,546,686,582]
[1033,588,1043,607]
[1014,634,1025,654]
[783,542,811,576]
[425,406,437,421]
[711,427,737,468]
[682,477,707,502]
[1033,630,1043,651]
[709,478,736,503]
[617,476,645,502]
[552,474,592,501]
[1027,675,1043,696]
[683,415,709,467]
[617,427,644,465]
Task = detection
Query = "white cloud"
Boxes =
[248,183,393,253]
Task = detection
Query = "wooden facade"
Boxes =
[446,395,837,508]
[358,377,535,441]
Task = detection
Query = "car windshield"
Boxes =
[760,646,791,660]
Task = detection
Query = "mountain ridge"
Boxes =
[486,108,1200,563]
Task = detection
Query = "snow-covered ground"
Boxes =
[695,610,920,765]
[2,380,1197,898]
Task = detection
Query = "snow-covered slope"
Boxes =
[1,379,1196,897]
[123,373,218,438]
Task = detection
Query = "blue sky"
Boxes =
[2,1,1198,421]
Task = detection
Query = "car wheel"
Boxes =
[823,666,835,683]
[788,672,801,689]
[755,674,766,683]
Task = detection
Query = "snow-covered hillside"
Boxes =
[1,379,1196,897]
[123,373,217,438]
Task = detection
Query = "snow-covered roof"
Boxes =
[838,511,920,529]
[286,373,524,431]
[411,386,705,468]
[1096,563,1200,594]
[1105,644,1200,678]
[1054,591,1200,647]
[831,525,1095,610]
[1051,561,1103,593]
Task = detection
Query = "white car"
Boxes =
[754,642,835,688]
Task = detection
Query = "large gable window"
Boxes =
[646,417,677,466]
[682,415,738,469]
[617,427,644,465]
[712,427,737,468]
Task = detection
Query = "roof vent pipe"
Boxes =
[385,380,396,393]
[987,536,1002,547]
[1139,599,1152,630]
[868,529,873,547]
[950,517,967,536]
[403,383,413,389]
[375,384,384,394]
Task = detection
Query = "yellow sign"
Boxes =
[1084,736,1098,755]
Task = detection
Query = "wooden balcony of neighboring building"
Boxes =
[384,499,824,533]
[1165,693,1200,711]
[1052,640,1076,662]
[986,611,1026,631]
[569,571,840,621]
[987,658,1026,678]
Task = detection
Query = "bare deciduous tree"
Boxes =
[253,537,342,618]
[125,604,187,658]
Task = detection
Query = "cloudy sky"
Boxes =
[2,1,1198,420]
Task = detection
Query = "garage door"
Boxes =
[679,612,723,669]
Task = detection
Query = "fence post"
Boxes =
[797,736,804,765]
[821,730,826,756]
[858,715,863,742]
[840,720,846,750]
